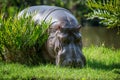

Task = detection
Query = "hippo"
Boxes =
[18,5,86,67]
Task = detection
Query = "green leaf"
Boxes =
[86,0,120,33]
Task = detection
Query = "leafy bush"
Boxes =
[86,0,120,33]
[0,13,49,65]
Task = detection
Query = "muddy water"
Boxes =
[80,27,120,49]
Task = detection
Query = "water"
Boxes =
[80,27,120,49]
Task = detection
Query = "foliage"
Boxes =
[0,46,120,80]
[0,0,88,23]
[86,0,120,33]
[0,13,49,64]
[0,0,88,65]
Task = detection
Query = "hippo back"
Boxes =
[18,5,79,29]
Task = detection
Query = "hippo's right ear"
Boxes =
[49,22,62,33]
[51,22,62,30]
[55,25,61,30]
[77,25,81,30]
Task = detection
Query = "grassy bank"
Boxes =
[0,46,120,80]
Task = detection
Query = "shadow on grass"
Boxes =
[87,59,120,70]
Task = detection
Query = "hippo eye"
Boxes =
[75,38,81,43]
[58,33,69,44]
[59,37,69,45]
[63,39,70,44]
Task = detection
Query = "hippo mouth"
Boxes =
[55,44,86,68]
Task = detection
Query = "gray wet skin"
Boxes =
[18,5,86,67]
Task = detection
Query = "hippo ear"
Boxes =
[56,25,61,30]
[77,25,81,30]
[50,22,62,31]
[55,25,62,30]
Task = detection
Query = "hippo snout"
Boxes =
[56,55,84,67]
[63,59,83,67]
[56,48,86,67]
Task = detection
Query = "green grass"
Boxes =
[0,46,120,80]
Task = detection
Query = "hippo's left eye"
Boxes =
[75,38,81,43]
[63,39,70,44]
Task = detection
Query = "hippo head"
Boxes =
[45,21,86,67]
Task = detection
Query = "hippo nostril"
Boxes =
[76,59,84,67]
[77,61,81,66]
[67,59,72,65]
